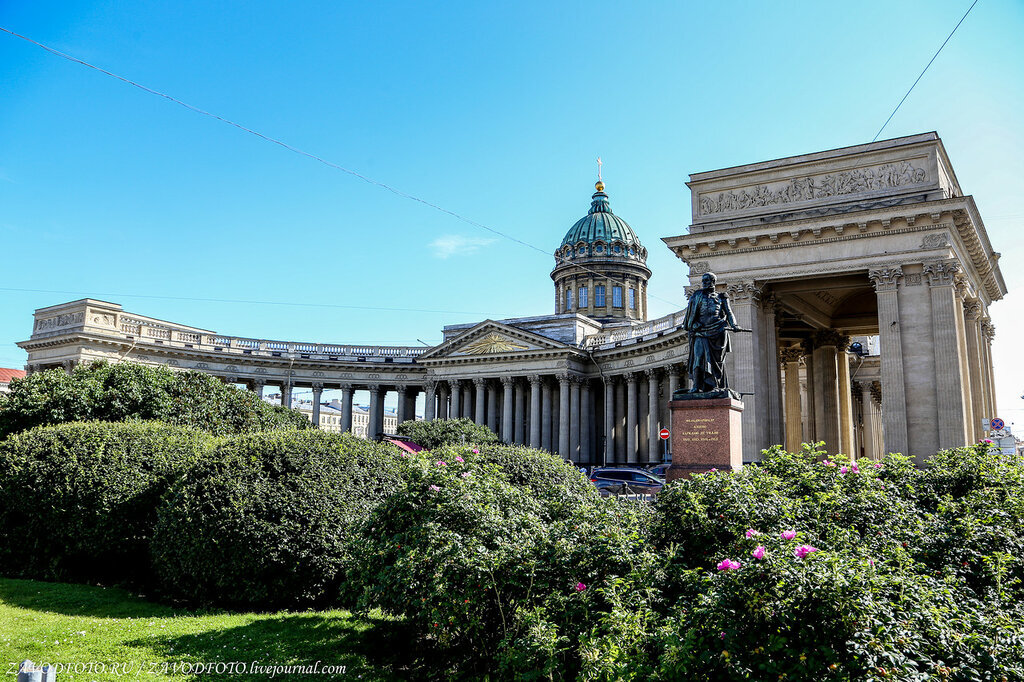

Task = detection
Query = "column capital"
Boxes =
[922,258,962,287]
[812,328,850,351]
[964,301,983,321]
[423,379,437,392]
[311,381,324,391]
[472,377,487,388]
[666,364,681,377]
[870,381,882,405]
[725,280,763,303]
[250,378,266,388]
[223,375,238,384]
[528,374,543,386]
[338,382,354,391]
[779,346,804,364]
[367,384,381,393]
[868,264,903,292]
[556,372,572,384]
[643,367,659,380]
[981,319,996,342]
[624,372,638,385]
[501,376,515,388]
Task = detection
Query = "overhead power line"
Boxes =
[872,0,979,142]
[0,26,686,310]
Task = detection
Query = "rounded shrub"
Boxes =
[0,421,216,585]
[151,430,408,610]
[394,417,499,450]
[0,361,309,440]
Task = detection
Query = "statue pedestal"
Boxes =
[666,396,744,481]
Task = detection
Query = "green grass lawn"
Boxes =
[0,578,411,681]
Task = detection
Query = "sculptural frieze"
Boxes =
[699,160,928,216]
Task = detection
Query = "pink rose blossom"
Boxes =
[794,545,819,559]
[472,448,480,454]
[752,546,766,560]
[435,460,447,467]
[455,455,464,463]
[874,462,883,469]
[717,559,741,571]
[461,472,470,478]
[781,530,797,541]
[708,468,718,473]
[839,466,848,474]
[851,463,859,473]
[719,631,726,639]
[822,459,833,466]
[575,582,586,592]
[745,528,761,539]
[429,485,440,492]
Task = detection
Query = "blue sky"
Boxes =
[2,1,1022,422]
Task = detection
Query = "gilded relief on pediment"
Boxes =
[455,333,532,355]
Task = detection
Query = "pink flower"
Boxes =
[983,439,993,444]
[455,456,464,463]
[719,631,726,639]
[745,528,761,539]
[794,545,819,559]
[708,468,718,473]
[874,462,883,469]
[429,485,440,492]
[781,530,796,541]
[851,463,859,473]
[461,472,470,478]
[752,546,766,560]
[435,460,447,467]
[868,559,875,567]
[822,459,833,466]
[716,559,741,571]
[472,448,480,454]
[839,466,848,474]
[575,582,586,592]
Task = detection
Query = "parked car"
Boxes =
[590,467,665,497]
[648,463,671,478]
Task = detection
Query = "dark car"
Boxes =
[590,467,665,498]
[648,463,671,478]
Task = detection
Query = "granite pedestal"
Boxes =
[667,394,744,481]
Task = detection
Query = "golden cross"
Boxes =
[597,156,603,182]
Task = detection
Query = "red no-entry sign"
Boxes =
[659,428,670,440]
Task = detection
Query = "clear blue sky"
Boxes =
[2,1,1022,421]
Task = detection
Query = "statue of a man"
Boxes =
[684,272,740,393]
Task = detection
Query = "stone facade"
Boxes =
[17,133,1006,465]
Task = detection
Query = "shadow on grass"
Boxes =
[125,612,422,681]
[0,577,176,618]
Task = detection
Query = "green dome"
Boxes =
[559,186,643,251]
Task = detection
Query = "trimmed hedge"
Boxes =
[151,430,409,610]
[395,417,500,450]
[0,421,216,585]
[0,361,309,440]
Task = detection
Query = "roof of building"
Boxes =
[0,368,26,384]
[559,182,643,250]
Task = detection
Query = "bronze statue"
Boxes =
[683,272,740,396]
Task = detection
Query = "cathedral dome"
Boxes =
[558,182,644,255]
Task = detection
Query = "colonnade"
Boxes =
[422,367,683,465]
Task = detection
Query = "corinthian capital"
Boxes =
[868,265,903,292]
[922,258,962,287]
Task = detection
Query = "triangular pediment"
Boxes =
[419,320,570,361]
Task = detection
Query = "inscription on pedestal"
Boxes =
[678,417,721,443]
[667,397,744,482]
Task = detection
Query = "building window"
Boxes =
[595,285,606,307]
[613,286,623,307]
[566,288,574,311]
[579,286,588,308]
[629,288,636,309]
[595,245,604,253]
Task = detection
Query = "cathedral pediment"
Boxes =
[418,320,571,361]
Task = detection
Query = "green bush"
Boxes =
[0,421,216,585]
[395,417,500,450]
[151,430,408,610]
[0,361,309,440]
[346,447,657,678]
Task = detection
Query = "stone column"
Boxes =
[667,365,681,401]
[541,379,553,452]
[424,381,437,422]
[396,386,409,424]
[463,383,474,419]
[836,345,855,457]
[981,320,997,422]
[615,377,626,463]
[869,266,909,457]
[501,377,515,443]
[812,329,845,457]
[646,368,660,464]
[487,382,500,433]
[569,376,581,463]
[802,339,817,443]
[437,382,449,420]
[625,372,638,463]
[558,374,571,458]
[529,375,542,448]
[860,381,878,460]
[311,382,324,429]
[604,378,616,466]
[781,348,803,453]
[340,384,354,432]
[923,259,970,449]
[514,380,526,444]
[727,281,767,462]
[368,384,383,439]
[450,380,462,421]
[249,379,266,399]
[474,378,487,426]
[580,380,592,464]
[763,296,784,445]
[280,382,293,410]
[870,382,884,458]
[963,302,985,439]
